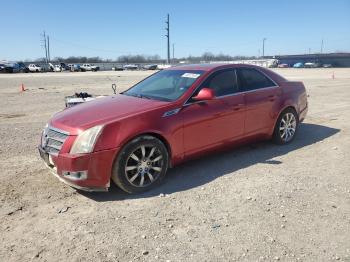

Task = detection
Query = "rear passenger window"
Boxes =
[196,69,238,97]
[238,68,275,91]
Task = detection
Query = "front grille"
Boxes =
[42,126,69,156]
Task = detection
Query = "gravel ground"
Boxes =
[0,68,349,262]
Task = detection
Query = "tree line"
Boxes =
[28,52,259,64]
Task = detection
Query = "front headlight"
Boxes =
[70,125,103,154]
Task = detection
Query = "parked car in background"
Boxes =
[18,62,29,73]
[304,62,320,68]
[123,64,138,70]
[54,65,62,72]
[3,62,29,73]
[112,65,124,71]
[28,64,42,72]
[278,63,289,68]
[39,64,308,193]
[0,64,5,72]
[293,62,304,68]
[80,64,100,72]
[68,64,81,72]
[323,64,332,68]
[60,63,69,71]
[143,64,158,70]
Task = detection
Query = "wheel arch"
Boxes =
[270,105,298,135]
[117,131,173,167]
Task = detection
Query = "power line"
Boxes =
[50,36,165,55]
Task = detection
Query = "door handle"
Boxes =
[268,95,277,101]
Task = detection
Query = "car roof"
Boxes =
[166,63,262,72]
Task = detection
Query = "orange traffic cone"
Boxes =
[20,83,25,92]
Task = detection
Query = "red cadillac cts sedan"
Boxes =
[39,64,308,193]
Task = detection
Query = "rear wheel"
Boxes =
[112,136,169,193]
[273,108,298,144]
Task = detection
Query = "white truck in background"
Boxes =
[80,64,99,72]
[28,64,42,72]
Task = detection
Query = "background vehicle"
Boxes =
[278,63,289,68]
[123,64,138,70]
[304,62,320,68]
[80,64,100,72]
[39,64,308,193]
[28,64,42,72]
[293,62,304,68]
[68,64,81,72]
[0,64,5,72]
[19,63,29,73]
[54,65,62,72]
[2,62,28,73]
[112,65,124,71]
[60,63,69,71]
[143,64,158,70]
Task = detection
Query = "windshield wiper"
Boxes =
[124,92,153,100]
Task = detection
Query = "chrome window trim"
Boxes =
[183,67,280,106]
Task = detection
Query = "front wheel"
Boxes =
[273,108,299,145]
[112,136,169,193]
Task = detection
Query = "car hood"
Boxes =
[50,94,169,135]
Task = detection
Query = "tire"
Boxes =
[273,108,299,145]
[112,136,169,194]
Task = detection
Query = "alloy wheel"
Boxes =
[279,112,297,142]
[124,145,163,187]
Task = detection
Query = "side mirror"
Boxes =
[192,88,215,101]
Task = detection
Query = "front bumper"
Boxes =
[299,103,308,122]
[38,146,119,192]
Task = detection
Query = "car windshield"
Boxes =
[123,70,204,101]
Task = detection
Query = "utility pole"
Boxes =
[262,38,267,57]
[47,35,50,62]
[165,14,170,64]
[309,48,311,54]
[321,39,324,54]
[41,31,48,63]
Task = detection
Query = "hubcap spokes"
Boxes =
[279,113,296,142]
[125,145,163,187]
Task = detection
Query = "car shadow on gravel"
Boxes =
[81,123,339,202]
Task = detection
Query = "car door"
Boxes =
[181,69,245,155]
[237,67,282,135]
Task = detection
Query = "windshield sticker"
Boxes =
[181,73,200,79]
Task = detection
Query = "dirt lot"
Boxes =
[0,68,349,262]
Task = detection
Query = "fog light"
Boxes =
[62,170,88,180]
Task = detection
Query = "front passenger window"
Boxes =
[194,69,237,98]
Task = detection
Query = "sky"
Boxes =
[1,0,349,61]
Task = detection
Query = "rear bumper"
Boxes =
[38,146,120,192]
